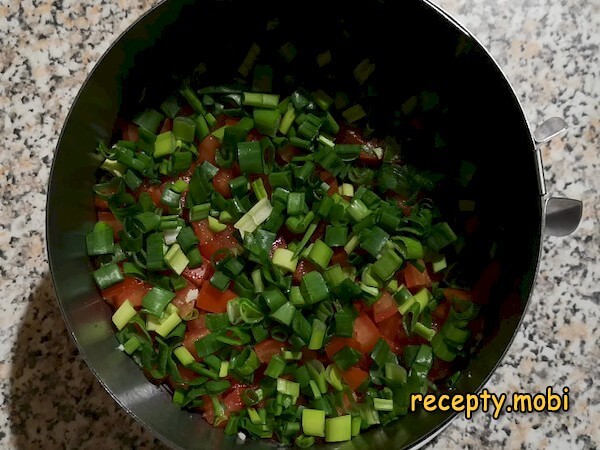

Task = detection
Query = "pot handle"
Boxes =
[534,117,583,237]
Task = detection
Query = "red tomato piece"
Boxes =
[246,128,264,142]
[342,367,369,391]
[183,315,210,358]
[101,276,151,309]
[270,236,287,258]
[222,386,248,414]
[122,122,139,142]
[373,291,398,323]
[201,395,215,425]
[94,195,110,211]
[212,169,235,198]
[182,262,214,288]
[198,135,221,165]
[159,118,173,133]
[403,261,432,290]
[353,313,381,353]
[196,281,238,313]
[324,337,362,359]
[192,220,240,260]
[171,281,200,320]
[377,312,403,354]
[254,338,286,364]
[293,260,318,284]
[331,249,350,267]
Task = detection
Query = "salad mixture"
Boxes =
[88,52,481,446]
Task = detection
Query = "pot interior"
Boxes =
[48,0,543,448]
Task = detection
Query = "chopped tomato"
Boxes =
[159,118,173,133]
[318,170,339,196]
[222,386,248,414]
[337,124,368,146]
[373,291,398,323]
[171,281,200,319]
[178,365,199,382]
[293,260,318,284]
[183,315,210,358]
[359,149,381,165]
[192,220,240,260]
[201,395,215,425]
[138,182,168,211]
[324,337,362,359]
[97,211,123,240]
[101,276,151,309]
[270,236,287,258]
[122,122,139,142]
[429,358,451,381]
[402,261,432,290]
[277,145,298,164]
[212,169,235,198]
[377,312,403,353]
[196,281,238,313]
[331,249,350,267]
[353,313,381,353]
[254,338,286,364]
[246,128,264,142]
[198,135,221,165]
[342,367,369,390]
[443,288,471,303]
[182,262,214,287]
[94,196,109,210]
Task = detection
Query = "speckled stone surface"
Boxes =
[0,0,598,449]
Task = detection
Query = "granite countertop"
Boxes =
[0,0,598,448]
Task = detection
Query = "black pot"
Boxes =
[47,1,581,448]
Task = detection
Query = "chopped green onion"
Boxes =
[210,271,231,291]
[237,141,263,174]
[93,263,123,289]
[172,116,196,142]
[253,108,281,137]
[373,398,393,412]
[307,240,333,269]
[342,104,366,123]
[174,346,196,367]
[332,346,361,371]
[142,287,175,317]
[302,408,325,437]
[243,92,280,109]
[300,272,330,305]
[270,302,296,326]
[86,222,114,256]
[308,319,326,350]
[156,311,182,337]
[265,354,286,379]
[154,131,177,158]
[112,299,136,330]
[272,248,298,273]
[165,243,189,275]
[325,415,352,442]
[426,222,457,251]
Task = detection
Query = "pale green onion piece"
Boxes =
[174,346,196,367]
[112,300,137,331]
[344,235,360,254]
[165,243,189,275]
[233,198,273,237]
[156,312,182,337]
[325,415,352,442]
[272,248,298,273]
[302,408,325,437]
[208,216,227,233]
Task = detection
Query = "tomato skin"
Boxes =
[270,236,287,259]
[222,386,248,414]
[198,135,221,165]
[353,313,381,353]
[159,118,173,133]
[196,281,238,313]
[325,337,362,359]
[182,262,214,288]
[292,260,318,285]
[318,170,339,196]
[101,277,151,309]
[212,169,235,198]
[246,128,264,142]
[94,196,110,210]
[122,122,139,142]
[183,315,210,358]
[342,367,369,390]
[171,281,199,319]
[331,249,350,267]
[191,220,240,260]
[402,262,432,290]
[97,211,123,240]
[373,291,398,323]
[254,338,286,364]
